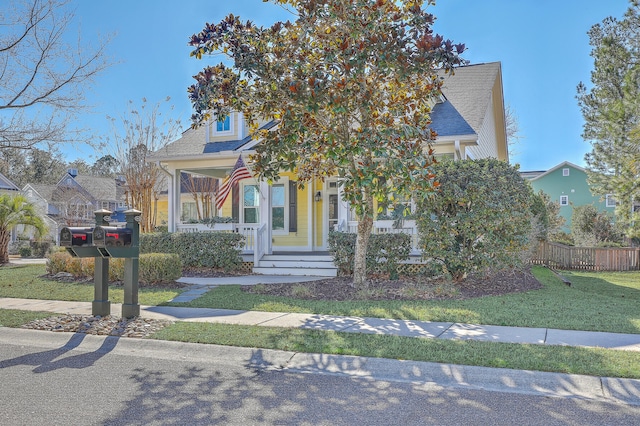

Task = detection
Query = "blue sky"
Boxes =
[70,0,631,172]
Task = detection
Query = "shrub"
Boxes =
[328,232,356,275]
[46,252,182,285]
[140,232,244,270]
[571,204,624,247]
[367,233,411,279]
[46,252,94,278]
[328,232,411,279]
[18,246,32,258]
[46,251,70,275]
[139,253,182,283]
[30,241,53,258]
[416,159,534,281]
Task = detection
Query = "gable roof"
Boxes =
[525,161,585,182]
[0,172,19,191]
[437,62,501,135]
[23,183,56,200]
[74,175,118,201]
[153,63,503,161]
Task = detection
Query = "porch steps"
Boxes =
[253,254,338,277]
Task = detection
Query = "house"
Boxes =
[148,62,509,274]
[22,169,128,242]
[522,161,616,232]
[155,172,220,227]
[0,172,22,243]
[0,172,20,195]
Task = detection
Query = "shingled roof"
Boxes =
[153,63,501,160]
[437,62,502,135]
[73,175,119,201]
[0,172,19,192]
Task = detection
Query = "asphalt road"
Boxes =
[1,329,640,426]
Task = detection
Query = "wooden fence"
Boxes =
[532,241,640,271]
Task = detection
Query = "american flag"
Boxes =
[216,155,252,210]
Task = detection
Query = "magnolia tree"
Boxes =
[188,0,466,287]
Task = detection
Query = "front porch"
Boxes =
[175,220,422,276]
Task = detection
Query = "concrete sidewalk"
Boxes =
[2,296,640,352]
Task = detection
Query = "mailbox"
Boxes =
[59,227,93,247]
[93,226,133,247]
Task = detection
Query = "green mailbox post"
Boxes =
[59,208,142,318]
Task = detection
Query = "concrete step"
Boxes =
[261,254,334,262]
[258,260,336,269]
[253,266,337,277]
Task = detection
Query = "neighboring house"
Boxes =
[0,172,22,243]
[0,172,20,195]
[522,161,616,232]
[21,169,128,242]
[21,183,59,242]
[148,62,508,265]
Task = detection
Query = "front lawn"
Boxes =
[0,264,183,307]
[169,267,640,334]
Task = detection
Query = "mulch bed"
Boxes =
[44,267,542,301]
[240,269,542,301]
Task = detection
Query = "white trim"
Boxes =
[307,184,313,251]
[241,182,261,225]
[529,161,585,182]
[213,114,233,136]
[270,178,289,236]
[271,245,312,252]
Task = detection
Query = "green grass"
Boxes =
[3,263,640,378]
[151,322,640,379]
[0,309,53,327]
[0,264,183,306]
[169,266,640,334]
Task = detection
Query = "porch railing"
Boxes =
[346,220,420,254]
[254,224,267,266]
[176,222,260,255]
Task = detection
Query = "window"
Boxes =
[243,185,260,223]
[605,194,616,208]
[560,195,569,206]
[272,184,285,231]
[562,168,570,176]
[216,115,231,132]
[181,202,198,222]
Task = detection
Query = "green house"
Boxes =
[522,161,615,232]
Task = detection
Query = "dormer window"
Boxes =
[217,115,230,132]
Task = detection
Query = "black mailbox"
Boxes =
[60,227,94,247]
[93,226,133,247]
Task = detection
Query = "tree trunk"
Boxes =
[353,215,373,288]
[0,227,11,265]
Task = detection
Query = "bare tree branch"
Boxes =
[0,0,113,149]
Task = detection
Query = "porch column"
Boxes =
[259,181,272,255]
[337,179,349,232]
[167,167,180,232]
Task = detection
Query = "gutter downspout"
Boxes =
[454,140,462,160]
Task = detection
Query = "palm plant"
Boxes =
[0,194,47,264]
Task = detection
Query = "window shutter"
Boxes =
[231,183,239,223]
[289,180,297,232]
